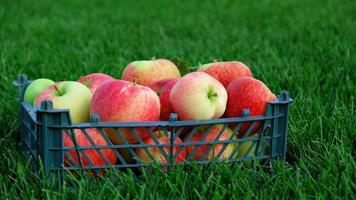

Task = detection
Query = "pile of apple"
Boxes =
[24,59,276,170]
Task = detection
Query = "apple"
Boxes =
[225,77,276,137]
[64,128,117,174]
[136,130,186,163]
[176,126,194,140]
[198,61,252,87]
[77,73,115,94]
[90,80,160,144]
[236,136,257,167]
[23,78,55,105]
[158,79,179,121]
[185,125,235,160]
[169,72,227,120]
[122,59,181,86]
[149,78,179,121]
[35,81,92,123]
[148,78,178,95]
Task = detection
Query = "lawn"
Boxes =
[0,0,355,199]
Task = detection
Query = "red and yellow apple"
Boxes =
[170,72,227,120]
[122,59,181,86]
[77,73,115,94]
[35,81,92,123]
[185,125,235,160]
[64,128,117,174]
[198,61,252,88]
[136,130,186,163]
[149,78,179,121]
[90,80,160,144]
[225,77,276,137]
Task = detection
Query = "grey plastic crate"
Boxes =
[13,74,293,175]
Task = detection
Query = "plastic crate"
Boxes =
[13,74,293,174]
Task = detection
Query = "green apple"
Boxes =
[23,78,55,105]
[34,81,92,123]
[237,135,258,167]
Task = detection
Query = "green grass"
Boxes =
[0,0,355,199]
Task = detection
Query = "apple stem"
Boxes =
[132,78,137,86]
[53,85,61,95]
[208,93,218,98]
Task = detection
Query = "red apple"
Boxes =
[185,125,235,160]
[90,80,160,144]
[64,128,117,174]
[77,73,115,94]
[149,78,179,121]
[148,78,178,95]
[136,131,186,163]
[225,77,276,137]
[198,61,252,87]
[170,72,227,120]
[122,59,181,86]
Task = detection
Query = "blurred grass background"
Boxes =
[0,0,355,199]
